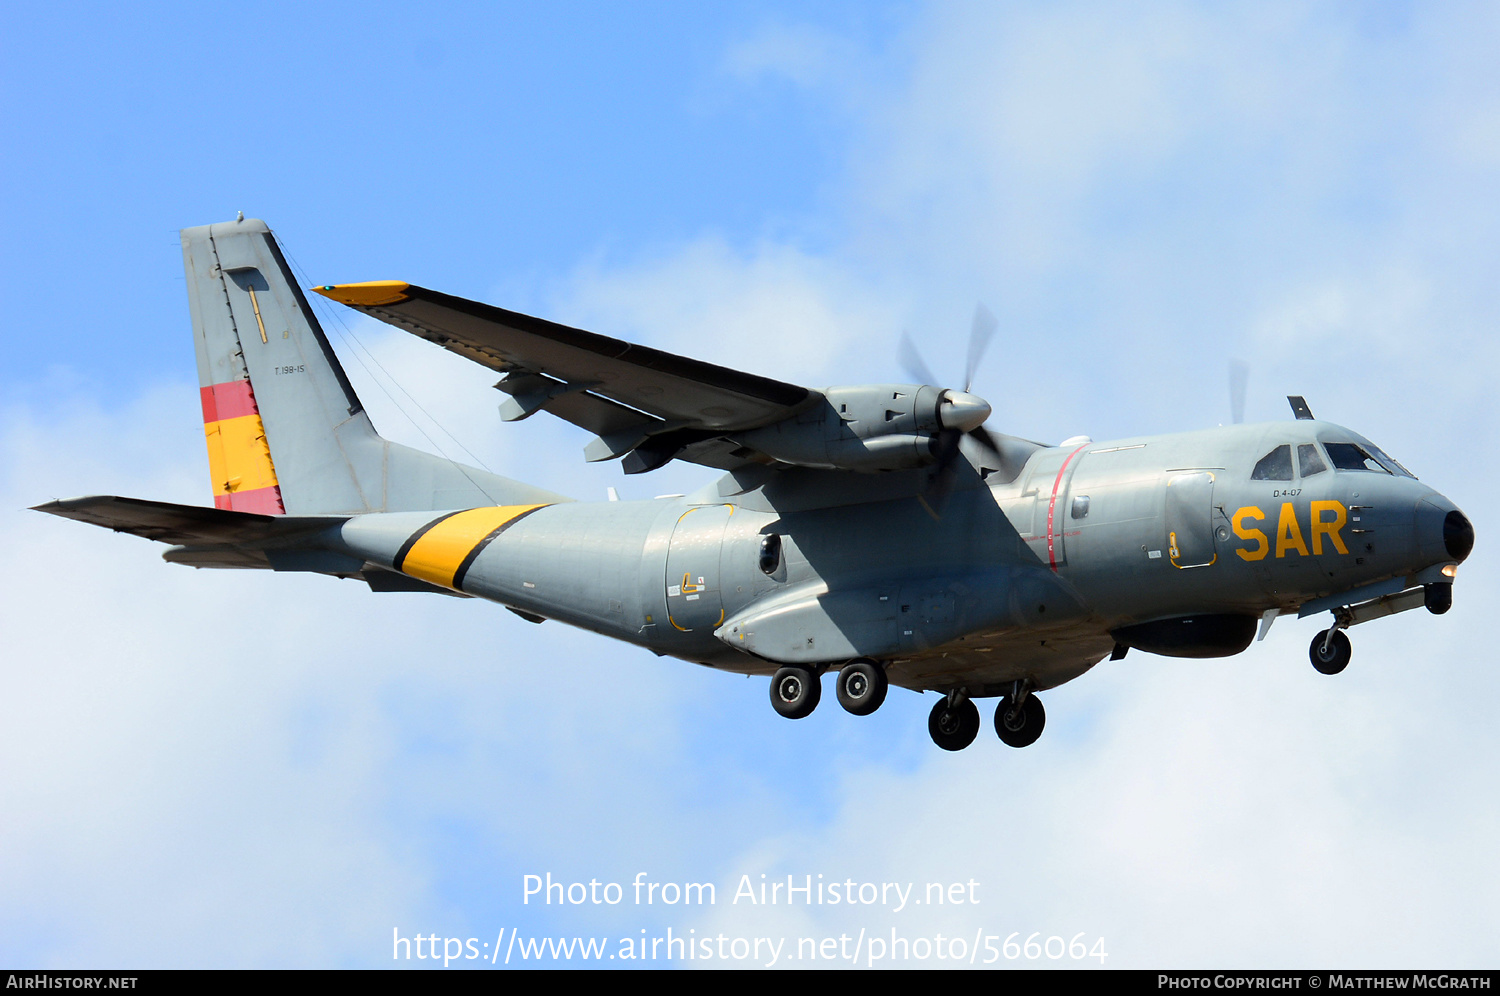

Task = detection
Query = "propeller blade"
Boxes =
[965,303,998,392]
[898,330,940,387]
[920,417,1009,522]
[920,429,964,519]
[1229,359,1249,424]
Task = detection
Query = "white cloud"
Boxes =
[545,236,899,387]
[698,615,1500,967]
[723,22,855,90]
[676,1,1500,967]
[0,388,801,964]
[1249,267,1434,354]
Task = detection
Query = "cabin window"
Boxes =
[1070,495,1090,520]
[1250,445,1294,481]
[758,533,782,575]
[1297,443,1328,477]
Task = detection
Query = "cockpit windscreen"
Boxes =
[1324,441,1416,479]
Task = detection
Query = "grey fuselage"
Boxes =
[332,419,1465,699]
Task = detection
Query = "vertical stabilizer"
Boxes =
[181,219,568,514]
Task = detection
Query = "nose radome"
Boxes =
[1417,497,1472,566]
[1445,509,1474,563]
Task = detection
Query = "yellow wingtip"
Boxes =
[312,281,412,307]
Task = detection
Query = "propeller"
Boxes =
[900,304,1005,514]
[899,304,1000,436]
[898,330,940,392]
[965,303,997,394]
[1229,359,1249,425]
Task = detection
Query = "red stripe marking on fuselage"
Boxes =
[1045,445,1089,572]
[199,380,260,423]
[213,484,285,514]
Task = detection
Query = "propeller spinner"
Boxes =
[900,304,1006,512]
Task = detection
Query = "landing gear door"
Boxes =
[1165,472,1217,569]
[665,504,734,632]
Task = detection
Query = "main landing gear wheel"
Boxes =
[770,666,821,719]
[1309,630,1351,675]
[994,691,1046,748]
[836,658,888,716]
[928,696,980,751]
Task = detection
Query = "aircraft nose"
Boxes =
[1444,508,1474,563]
[1417,496,1474,565]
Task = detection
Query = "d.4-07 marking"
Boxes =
[1231,501,1349,561]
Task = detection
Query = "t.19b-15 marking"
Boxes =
[35,219,1475,752]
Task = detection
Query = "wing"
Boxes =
[312,282,821,473]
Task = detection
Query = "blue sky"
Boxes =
[4,1,1499,969]
[0,1,891,404]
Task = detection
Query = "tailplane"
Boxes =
[182,218,567,514]
[31,495,460,595]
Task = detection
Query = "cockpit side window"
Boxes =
[1297,443,1327,477]
[1251,445,1294,481]
[1324,442,1390,473]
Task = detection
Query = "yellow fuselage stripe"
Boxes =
[205,413,279,495]
[400,505,548,590]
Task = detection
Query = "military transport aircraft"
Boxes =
[35,218,1475,750]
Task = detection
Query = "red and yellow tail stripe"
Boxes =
[200,379,285,514]
[394,505,549,591]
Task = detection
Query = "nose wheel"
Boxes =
[1309,629,1352,675]
[928,694,980,751]
[769,666,821,719]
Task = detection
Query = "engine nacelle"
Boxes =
[734,384,990,472]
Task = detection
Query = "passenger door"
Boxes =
[1165,471,1217,568]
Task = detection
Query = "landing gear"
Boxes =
[836,658,888,715]
[1309,629,1351,675]
[769,666,821,719]
[994,684,1046,748]
[928,694,980,751]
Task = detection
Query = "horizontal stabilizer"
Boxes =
[36,497,479,595]
[32,495,340,545]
